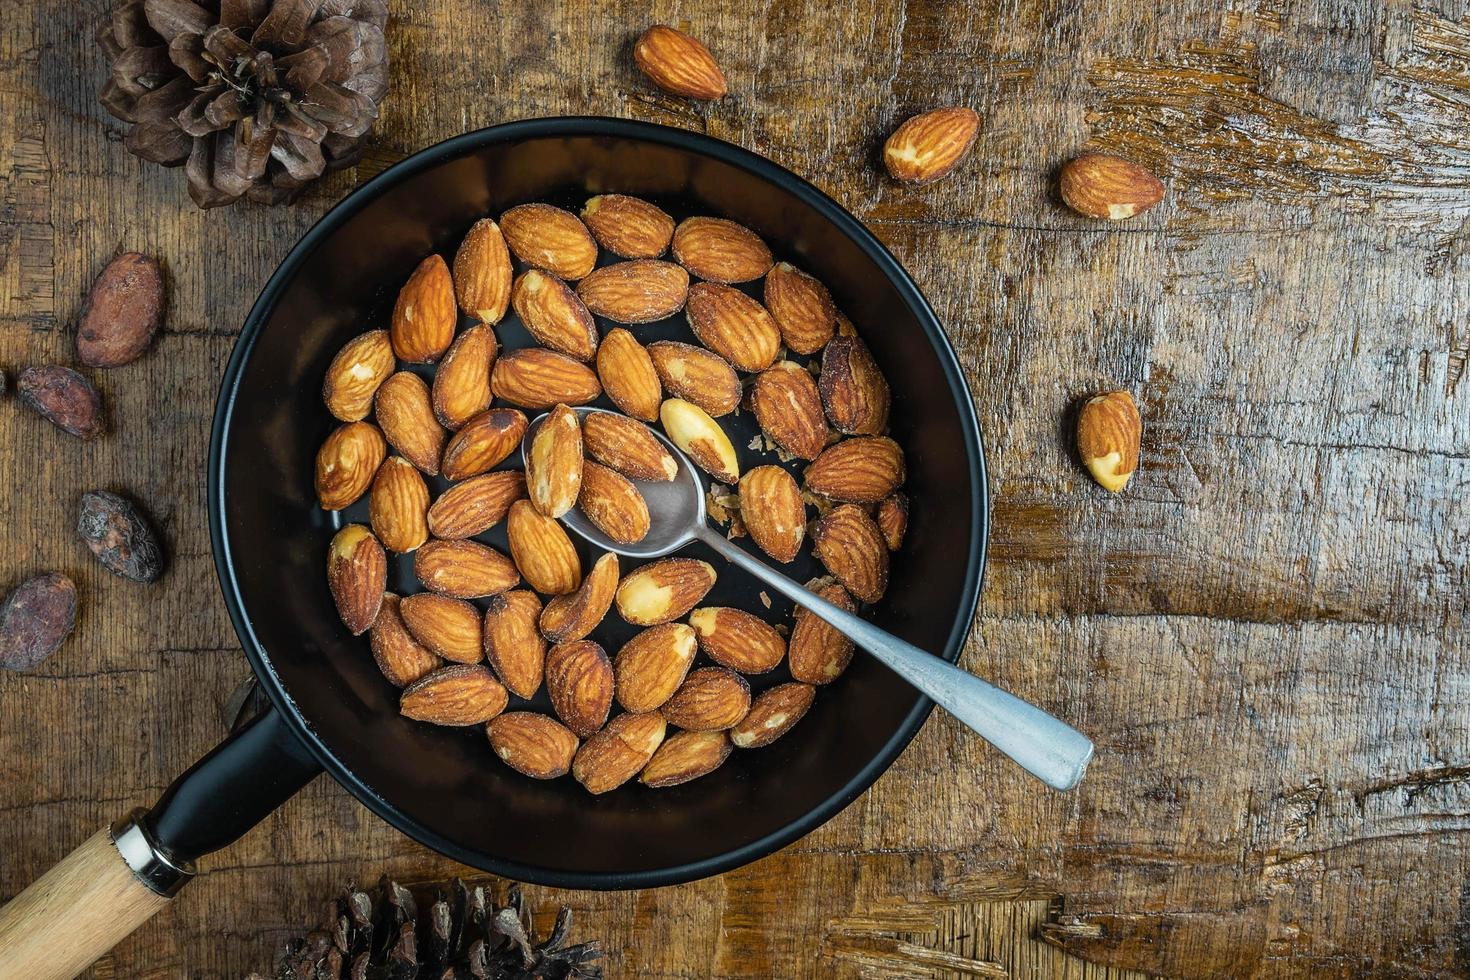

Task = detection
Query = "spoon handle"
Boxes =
[694,527,1093,790]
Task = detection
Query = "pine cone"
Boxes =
[249,877,604,980]
[97,0,389,208]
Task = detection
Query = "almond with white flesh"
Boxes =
[545,640,614,737]
[369,593,442,687]
[788,582,857,684]
[750,361,829,460]
[572,711,666,795]
[399,593,484,663]
[688,606,786,674]
[482,590,545,698]
[883,107,980,184]
[323,330,395,422]
[1077,390,1141,492]
[820,336,890,436]
[506,499,582,595]
[615,557,717,626]
[805,436,906,503]
[511,270,599,361]
[491,347,602,410]
[581,194,675,258]
[526,404,584,518]
[1059,154,1166,220]
[661,667,750,731]
[426,470,526,539]
[500,203,598,280]
[452,218,513,323]
[685,282,781,372]
[763,262,836,355]
[400,664,507,726]
[614,622,697,712]
[647,341,740,417]
[540,552,619,644]
[596,328,662,421]
[375,371,445,475]
[441,408,528,481]
[327,524,386,635]
[414,539,520,599]
[731,682,816,748]
[577,462,650,544]
[582,412,678,482]
[316,420,386,510]
[672,216,772,283]
[739,465,805,563]
[633,25,727,101]
[640,730,731,788]
[430,323,497,430]
[660,398,738,484]
[487,712,579,779]
[812,504,889,603]
[369,456,429,553]
[576,260,689,323]
[391,254,457,363]
[877,492,909,550]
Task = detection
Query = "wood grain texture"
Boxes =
[1,0,1467,976]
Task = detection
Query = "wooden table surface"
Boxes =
[2,1,1468,977]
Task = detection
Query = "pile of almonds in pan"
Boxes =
[318,193,909,795]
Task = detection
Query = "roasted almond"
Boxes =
[487,712,579,779]
[431,323,497,429]
[581,194,675,258]
[812,505,888,603]
[369,593,443,687]
[660,667,750,731]
[685,282,781,372]
[426,470,526,539]
[788,582,856,684]
[660,398,739,484]
[1060,154,1165,220]
[582,412,678,481]
[414,539,520,599]
[819,336,890,436]
[540,552,619,643]
[16,366,104,440]
[640,730,731,787]
[441,408,528,481]
[315,420,386,510]
[511,269,599,361]
[688,607,785,673]
[883,107,980,184]
[375,371,445,475]
[647,340,740,417]
[545,639,614,737]
[804,436,905,503]
[750,361,829,460]
[576,260,689,323]
[500,203,598,280]
[369,456,430,553]
[615,557,717,626]
[390,254,457,363]
[490,347,602,410]
[614,622,698,713]
[76,251,164,368]
[452,218,513,324]
[731,682,815,748]
[400,664,507,726]
[577,462,650,544]
[526,404,584,518]
[1077,390,1141,492]
[633,25,727,100]
[596,328,662,422]
[327,524,386,635]
[835,311,859,337]
[322,329,395,422]
[877,491,909,550]
[505,499,582,595]
[672,217,772,283]
[482,590,545,698]
[763,262,836,355]
[572,711,666,795]
[738,465,805,563]
[399,593,483,663]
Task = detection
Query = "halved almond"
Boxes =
[540,552,619,644]
[640,730,731,788]
[577,462,650,544]
[576,260,689,323]
[511,269,599,361]
[399,593,484,663]
[763,263,836,355]
[482,589,545,698]
[323,330,395,422]
[731,682,816,748]
[400,664,506,726]
[500,203,598,280]
[685,282,781,372]
[426,470,526,539]
[647,341,740,417]
[614,622,698,712]
[452,218,513,324]
[615,557,717,626]
[582,412,678,482]
[660,398,738,484]
[315,420,386,511]
[413,539,520,599]
[431,323,497,430]
[369,456,429,554]
[545,639,614,737]
[672,216,772,283]
[739,465,806,563]
[750,361,829,460]
[596,328,663,422]
[688,606,785,673]
[375,371,445,475]
[581,194,675,258]
[441,408,528,481]
[506,499,582,595]
[391,254,457,363]
[526,404,584,519]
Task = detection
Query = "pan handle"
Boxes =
[0,704,322,980]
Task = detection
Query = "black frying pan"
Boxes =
[0,118,987,977]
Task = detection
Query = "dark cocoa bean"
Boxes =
[77,252,165,368]
[0,573,77,672]
[17,366,104,439]
[77,490,164,583]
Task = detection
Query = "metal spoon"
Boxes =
[524,407,1094,790]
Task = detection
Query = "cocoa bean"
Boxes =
[17,366,104,439]
[77,490,164,583]
[0,573,77,672]
[77,252,165,368]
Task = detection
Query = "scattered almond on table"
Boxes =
[1059,153,1166,220]
[1077,390,1142,492]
